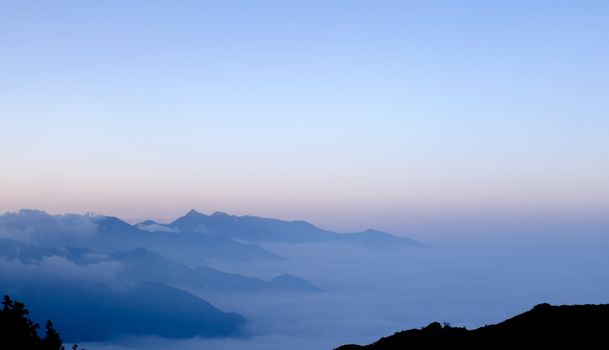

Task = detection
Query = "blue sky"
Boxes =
[1,1,608,231]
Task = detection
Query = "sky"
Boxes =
[1,0,608,232]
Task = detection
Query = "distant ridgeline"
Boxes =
[0,209,419,343]
[337,303,609,350]
[0,294,83,350]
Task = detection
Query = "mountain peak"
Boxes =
[185,209,202,217]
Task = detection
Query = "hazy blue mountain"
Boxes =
[0,279,246,342]
[268,274,321,291]
[111,247,320,292]
[0,239,247,342]
[0,210,280,265]
[0,238,319,293]
[169,209,421,246]
[333,229,420,247]
[95,215,281,264]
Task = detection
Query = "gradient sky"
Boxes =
[1,1,608,232]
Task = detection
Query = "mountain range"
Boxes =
[0,209,420,265]
[0,237,320,293]
[0,208,420,342]
[1,278,246,342]
[167,209,421,246]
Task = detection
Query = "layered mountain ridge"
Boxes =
[168,209,421,246]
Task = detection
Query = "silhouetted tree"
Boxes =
[41,321,63,350]
[0,294,69,350]
[0,295,41,349]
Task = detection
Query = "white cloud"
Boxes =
[0,255,123,285]
[0,209,99,242]
[136,223,177,233]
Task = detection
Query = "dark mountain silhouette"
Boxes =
[169,209,420,246]
[336,303,609,350]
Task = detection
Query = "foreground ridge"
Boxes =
[336,303,609,350]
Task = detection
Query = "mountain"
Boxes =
[0,240,247,342]
[111,247,320,292]
[0,279,246,342]
[268,274,321,291]
[169,209,420,246]
[336,303,609,350]
[0,210,280,265]
[0,238,319,293]
[0,209,420,264]
[92,215,281,263]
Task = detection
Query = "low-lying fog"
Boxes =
[84,231,609,350]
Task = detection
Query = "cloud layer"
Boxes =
[0,209,98,243]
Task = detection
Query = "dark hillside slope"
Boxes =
[337,303,609,350]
